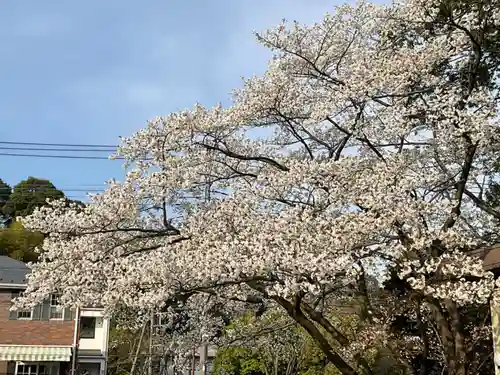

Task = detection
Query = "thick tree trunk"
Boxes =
[426,297,468,375]
[426,298,457,374]
[245,282,360,375]
[445,300,467,375]
[301,301,373,375]
[416,301,429,375]
[275,295,360,375]
[247,281,361,375]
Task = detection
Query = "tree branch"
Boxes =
[198,142,289,172]
[463,188,500,219]
[246,282,359,375]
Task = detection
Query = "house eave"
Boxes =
[0,283,27,289]
[470,244,500,271]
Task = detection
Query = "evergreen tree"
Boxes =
[2,177,65,219]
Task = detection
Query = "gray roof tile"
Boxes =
[0,256,29,285]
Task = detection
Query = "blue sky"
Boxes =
[0,0,335,201]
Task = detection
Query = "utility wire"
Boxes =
[0,184,110,191]
[0,188,105,192]
[0,185,107,189]
[0,183,108,187]
[0,147,115,152]
[0,141,118,148]
[0,152,123,160]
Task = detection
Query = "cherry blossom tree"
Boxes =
[15,0,500,374]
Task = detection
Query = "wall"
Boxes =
[78,317,105,351]
[78,308,110,372]
[77,359,106,375]
[0,289,74,346]
[492,299,500,375]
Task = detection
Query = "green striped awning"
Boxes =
[0,346,72,362]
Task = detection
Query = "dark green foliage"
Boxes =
[212,348,265,375]
[0,220,43,262]
[2,177,65,219]
[0,179,11,209]
[0,176,83,262]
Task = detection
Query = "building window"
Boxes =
[49,294,63,320]
[76,363,100,375]
[15,363,51,375]
[153,312,167,327]
[206,360,213,373]
[80,316,96,339]
[153,312,169,335]
[16,364,37,375]
[16,291,32,319]
[17,309,32,319]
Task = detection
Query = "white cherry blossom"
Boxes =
[14,0,500,373]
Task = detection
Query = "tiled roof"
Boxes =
[0,256,29,285]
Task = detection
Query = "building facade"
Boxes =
[471,246,500,375]
[77,308,110,375]
[0,256,109,375]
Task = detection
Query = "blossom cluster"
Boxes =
[13,0,500,365]
[399,251,496,305]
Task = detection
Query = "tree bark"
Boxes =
[301,301,350,345]
[301,301,373,375]
[425,298,457,374]
[245,282,360,375]
[275,295,360,375]
[416,300,429,375]
[445,300,467,375]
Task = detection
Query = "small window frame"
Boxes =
[15,291,33,320]
[79,316,96,339]
[17,309,33,320]
[49,294,64,320]
[15,363,56,375]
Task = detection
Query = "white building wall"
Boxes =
[78,309,110,353]
[79,316,105,350]
[77,308,110,375]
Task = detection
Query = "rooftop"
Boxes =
[0,255,29,286]
[469,245,500,271]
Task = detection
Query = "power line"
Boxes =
[0,141,118,148]
[0,147,115,152]
[0,188,105,192]
[0,184,107,187]
[0,153,123,160]
[0,183,109,187]
[0,184,111,192]
[0,185,106,192]
[61,184,110,187]
[0,186,105,188]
